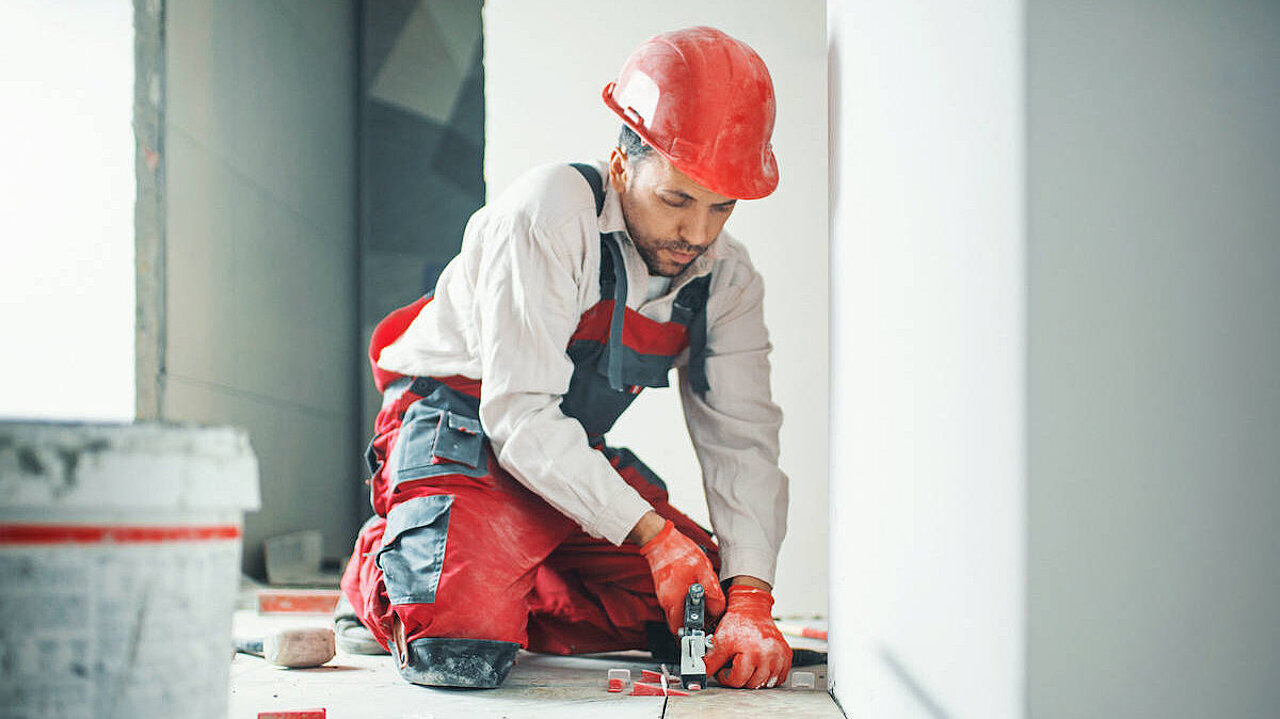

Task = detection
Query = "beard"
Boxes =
[634,238,708,277]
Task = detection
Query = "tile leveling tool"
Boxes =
[679,583,710,690]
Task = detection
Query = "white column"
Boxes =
[828,1,1027,716]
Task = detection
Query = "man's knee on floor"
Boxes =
[395,634,521,689]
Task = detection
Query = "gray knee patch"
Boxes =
[398,637,520,688]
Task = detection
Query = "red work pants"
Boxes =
[340,386,720,658]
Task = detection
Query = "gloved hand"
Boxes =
[639,519,726,634]
[703,585,792,689]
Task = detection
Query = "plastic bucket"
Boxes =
[0,422,260,719]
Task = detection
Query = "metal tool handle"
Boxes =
[682,582,705,635]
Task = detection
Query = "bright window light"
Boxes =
[0,0,136,421]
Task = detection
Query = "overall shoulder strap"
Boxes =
[569,162,620,298]
[570,162,627,391]
[673,275,713,395]
[569,162,606,216]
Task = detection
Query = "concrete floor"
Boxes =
[230,610,841,718]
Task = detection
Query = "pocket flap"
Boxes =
[430,411,484,468]
[381,494,454,550]
[446,412,482,436]
[391,401,489,485]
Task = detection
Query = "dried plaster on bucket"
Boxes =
[0,422,260,719]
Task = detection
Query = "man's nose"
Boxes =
[679,211,715,248]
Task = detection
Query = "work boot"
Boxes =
[333,593,390,655]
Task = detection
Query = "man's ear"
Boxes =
[607,147,629,195]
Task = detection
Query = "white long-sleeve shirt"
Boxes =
[376,161,788,584]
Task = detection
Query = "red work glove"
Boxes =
[703,585,792,689]
[639,520,726,634]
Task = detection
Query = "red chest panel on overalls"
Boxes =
[557,230,711,438]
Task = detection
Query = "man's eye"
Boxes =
[663,197,687,207]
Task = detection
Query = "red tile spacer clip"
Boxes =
[607,668,631,693]
[630,681,689,697]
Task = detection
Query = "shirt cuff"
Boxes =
[586,483,653,546]
[717,544,778,587]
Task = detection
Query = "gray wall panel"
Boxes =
[165,0,359,575]
[1028,1,1280,717]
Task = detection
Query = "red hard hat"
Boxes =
[603,26,778,200]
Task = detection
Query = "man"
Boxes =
[340,26,792,690]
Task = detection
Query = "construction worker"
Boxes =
[338,26,792,690]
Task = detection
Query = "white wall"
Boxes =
[0,0,135,421]
[484,1,829,616]
[828,1,1026,716]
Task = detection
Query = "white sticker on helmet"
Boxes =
[615,70,659,128]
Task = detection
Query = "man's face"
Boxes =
[608,148,737,277]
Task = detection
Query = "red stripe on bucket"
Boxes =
[0,523,241,545]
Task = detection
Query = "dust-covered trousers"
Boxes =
[340,163,720,686]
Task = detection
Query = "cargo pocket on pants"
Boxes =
[377,494,454,605]
[390,402,489,488]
